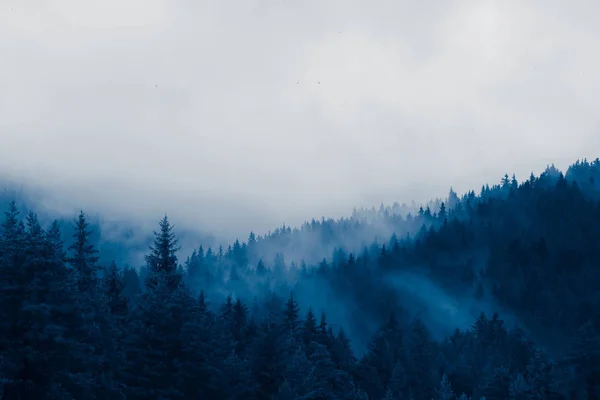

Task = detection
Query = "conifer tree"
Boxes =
[283,293,300,337]
[0,201,24,259]
[67,210,99,293]
[24,211,44,260]
[102,261,128,318]
[256,258,267,276]
[437,373,455,400]
[303,307,318,346]
[44,220,66,262]
[144,215,181,292]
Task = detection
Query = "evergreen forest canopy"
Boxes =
[1,158,600,399]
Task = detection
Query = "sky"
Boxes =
[1,0,600,238]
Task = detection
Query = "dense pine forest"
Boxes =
[1,159,600,399]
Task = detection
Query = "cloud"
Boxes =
[1,0,599,237]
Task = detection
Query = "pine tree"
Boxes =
[248,231,257,246]
[144,215,181,293]
[437,373,455,400]
[482,366,510,400]
[222,353,257,399]
[175,290,221,399]
[331,328,356,369]
[316,311,331,348]
[283,345,311,395]
[305,341,338,397]
[256,258,268,276]
[251,322,285,399]
[67,210,99,293]
[232,298,249,355]
[447,187,460,210]
[185,248,201,283]
[405,318,438,400]
[438,202,447,221]
[319,312,328,335]
[0,202,26,395]
[102,261,128,318]
[198,290,209,315]
[525,348,552,399]
[303,307,318,346]
[0,201,25,259]
[68,212,120,396]
[283,293,300,337]
[1,207,104,398]
[44,220,66,262]
[24,211,44,260]
[221,294,234,322]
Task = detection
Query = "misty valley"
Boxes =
[1,158,600,400]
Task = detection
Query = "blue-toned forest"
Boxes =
[1,159,600,399]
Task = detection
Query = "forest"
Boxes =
[1,158,600,399]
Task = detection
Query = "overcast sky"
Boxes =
[1,0,600,237]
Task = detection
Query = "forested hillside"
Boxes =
[1,159,600,399]
[0,183,222,269]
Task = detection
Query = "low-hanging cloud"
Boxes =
[1,0,600,238]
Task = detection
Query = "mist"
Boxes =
[2,1,600,397]
[2,0,600,240]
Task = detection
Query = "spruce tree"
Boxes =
[0,201,25,259]
[283,293,300,337]
[144,215,181,293]
[67,210,99,293]
[302,307,318,346]
[44,220,66,262]
[437,373,455,400]
[102,261,128,319]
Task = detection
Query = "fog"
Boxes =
[2,0,600,238]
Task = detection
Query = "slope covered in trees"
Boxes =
[1,158,600,399]
[0,183,222,270]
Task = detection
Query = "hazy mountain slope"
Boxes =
[1,158,600,398]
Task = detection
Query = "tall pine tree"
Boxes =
[67,210,99,293]
[144,215,182,293]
